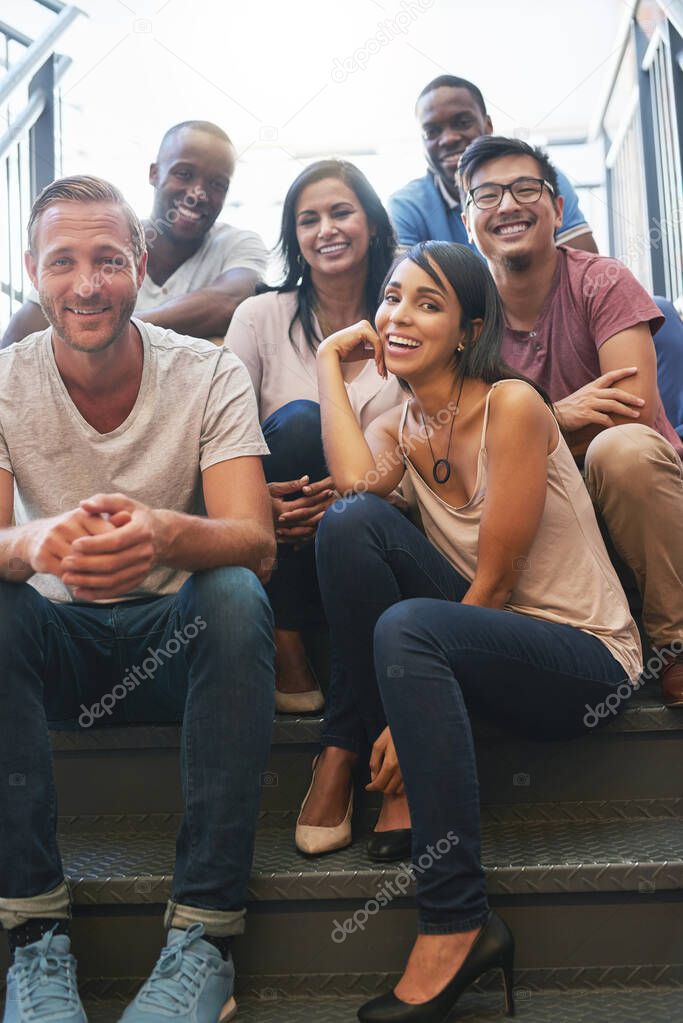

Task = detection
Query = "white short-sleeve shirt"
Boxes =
[0,320,268,602]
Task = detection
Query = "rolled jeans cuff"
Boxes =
[164,900,246,937]
[0,881,71,930]
[418,907,491,935]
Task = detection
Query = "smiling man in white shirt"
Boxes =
[1,121,268,346]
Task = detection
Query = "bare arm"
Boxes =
[317,321,404,497]
[161,455,276,577]
[0,469,28,579]
[463,385,553,609]
[136,268,260,338]
[1,301,49,348]
[0,468,124,583]
[556,324,657,458]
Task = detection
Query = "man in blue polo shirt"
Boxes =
[390,74,598,253]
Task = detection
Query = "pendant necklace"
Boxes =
[419,375,466,485]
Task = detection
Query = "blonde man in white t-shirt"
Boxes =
[0,175,275,1023]
[1,121,267,347]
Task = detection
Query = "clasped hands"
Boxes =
[27,494,160,601]
[269,475,338,546]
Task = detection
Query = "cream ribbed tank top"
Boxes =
[399,380,643,681]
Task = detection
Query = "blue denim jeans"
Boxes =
[0,567,274,935]
[653,296,683,438]
[262,399,328,630]
[316,495,629,932]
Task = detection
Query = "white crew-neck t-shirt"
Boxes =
[0,320,269,603]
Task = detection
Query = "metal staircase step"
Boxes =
[79,988,683,1022]
[48,688,683,816]
[50,811,683,906]
[48,686,681,753]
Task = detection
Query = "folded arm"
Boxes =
[1,301,49,348]
[136,267,261,338]
[555,324,657,459]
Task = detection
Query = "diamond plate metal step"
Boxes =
[48,686,683,816]
[48,813,683,906]
[48,685,681,752]
[73,988,683,1022]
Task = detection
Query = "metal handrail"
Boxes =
[0,5,82,110]
[589,0,683,138]
[0,21,32,47]
[0,56,70,163]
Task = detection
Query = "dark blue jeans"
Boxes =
[262,399,328,630]
[316,495,630,932]
[653,296,683,438]
[0,567,274,933]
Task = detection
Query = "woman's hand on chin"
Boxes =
[317,320,387,378]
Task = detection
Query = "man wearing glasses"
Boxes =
[458,134,683,706]
[389,75,597,253]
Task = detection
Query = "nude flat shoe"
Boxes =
[275,687,324,714]
[295,756,353,856]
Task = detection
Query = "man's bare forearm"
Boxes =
[156,509,276,581]
[137,276,258,338]
[0,524,35,581]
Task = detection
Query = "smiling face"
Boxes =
[26,200,145,353]
[375,256,467,382]
[417,86,492,194]
[463,154,563,269]
[295,177,373,278]
[149,127,234,243]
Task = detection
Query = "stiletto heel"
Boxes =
[501,945,515,1017]
[357,910,514,1022]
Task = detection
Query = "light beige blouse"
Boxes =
[225,290,403,428]
[399,379,643,681]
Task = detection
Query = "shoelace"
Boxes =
[15,928,78,1018]
[138,924,210,1012]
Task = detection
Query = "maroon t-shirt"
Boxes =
[501,247,683,457]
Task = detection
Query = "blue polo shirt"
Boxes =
[389,170,590,250]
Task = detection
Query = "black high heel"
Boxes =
[366,829,412,863]
[356,910,515,1022]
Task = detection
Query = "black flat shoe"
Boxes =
[356,910,515,1022]
[366,829,412,863]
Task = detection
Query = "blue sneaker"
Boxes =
[119,924,236,1023]
[2,927,86,1023]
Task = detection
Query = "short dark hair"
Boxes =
[276,159,396,353]
[156,121,234,161]
[457,135,560,201]
[416,75,487,117]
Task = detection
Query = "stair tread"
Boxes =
[48,686,683,753]
[78,989,683,1022]
[56,815,683,904]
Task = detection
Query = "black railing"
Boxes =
[592,0,683,303]
[0,1,82,327]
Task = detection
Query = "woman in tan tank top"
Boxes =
[299,242,642,1023]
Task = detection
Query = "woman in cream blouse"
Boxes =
[226,159,403,713]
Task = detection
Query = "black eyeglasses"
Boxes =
[465,176,555,210]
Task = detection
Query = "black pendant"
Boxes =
[432,459,451,484]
